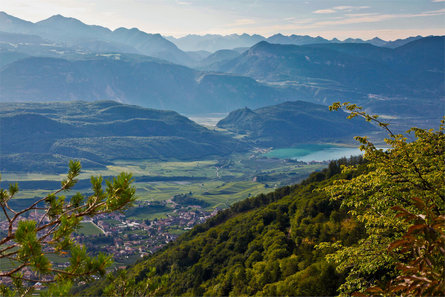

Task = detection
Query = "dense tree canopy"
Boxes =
[319,102,444,296]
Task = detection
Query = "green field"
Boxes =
[195,181,270,208]
[2,153,326,220]
[77,221,105,236]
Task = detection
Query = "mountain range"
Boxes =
[210,37,445,125]
[167,33,424,52]
[2,35,442,123]
[214,38,444,98]
[0,11,442,296]
[0,12,193,66]
[0,11,443,129]
[0,54,297,114]
[0,11,428,65]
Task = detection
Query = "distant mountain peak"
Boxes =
[370,37,384,42]
[169,33,266,52]
[266,33,330,45]
[48,14,67,19]
[114,27,142,34]
[37,14,84,25]
[113,27,161,38]
[343,37,365,43]
[247,40,274,54]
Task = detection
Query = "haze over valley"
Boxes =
[0,12,443,127]
[0,4,443,295]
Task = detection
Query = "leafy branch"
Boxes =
[321,102,444,296]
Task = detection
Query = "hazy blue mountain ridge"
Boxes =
[0,55,298,113]
[35,14,111,42]
[267,33,330,45]
[0,12,193,65]
[0,12,442,128]
[167,32,423,52]
[1,36,442,121]
[215,38,444,99]
[0,11,34,34]
[0,12,426,67]
[166,33,266,52]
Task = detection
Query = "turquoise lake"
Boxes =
[263,144,363,162]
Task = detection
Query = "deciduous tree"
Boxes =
[319,102,444,296]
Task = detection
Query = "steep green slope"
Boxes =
[217,101,375,147]
[76,157,367,296]
[0,101,249,173]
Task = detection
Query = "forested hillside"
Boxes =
[76,156,367,296]
[217,101,375,146]
[76,108,444,296]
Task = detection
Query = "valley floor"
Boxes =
[1,152,327,268]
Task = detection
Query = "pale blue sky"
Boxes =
[1,0,444,39]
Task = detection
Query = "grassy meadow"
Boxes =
[2,153,326,220]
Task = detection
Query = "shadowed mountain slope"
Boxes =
[216,37,444,99]
[217,101,375,147]
[0,55,296,114]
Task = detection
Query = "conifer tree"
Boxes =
[0,161,136,296]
